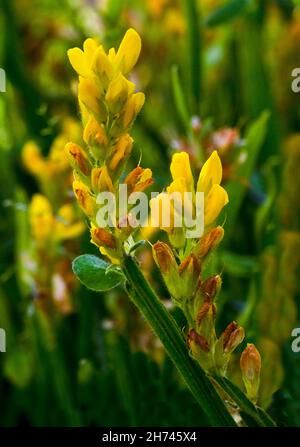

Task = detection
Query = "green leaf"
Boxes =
[171,65,190,133]
[72,254,124,292]
[205,0,248,27]
[220,251,259,277]
[213,376,277,427]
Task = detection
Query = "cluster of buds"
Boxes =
[152,149,261,400]
[66,29,152,262]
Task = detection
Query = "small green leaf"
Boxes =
[72,254,124,292]
[205,0,248,27]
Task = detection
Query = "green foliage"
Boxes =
[72,255,124,292]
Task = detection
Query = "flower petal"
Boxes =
[197,150,222,194]
[115,28,142,74]
[204,184,229,226]
[170,152,194,192]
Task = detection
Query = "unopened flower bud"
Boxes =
[152,241,181,301]
[91,166,114,193]
[83,118,108,156]
[105,73,133,115]
[178,254,201,300]
[222,321,245,354]
[91,226,116,249]
[124,166,153,194]
[108,133,133,174]
[187,329,213,371]
[188,329,210,353]
[65,142,90,176]
[214,321,245,375]
[202,275,222,302]
[78,78,107,122]
[193,226,224,259]
[240,343,261,403]
[73,180,95,218]
[123,92,145,128]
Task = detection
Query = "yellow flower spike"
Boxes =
[170,152,194,193]
[67,38,98,78]
[29,194,54,243]
[73,180,95,218]
[123,92,145,129]
[65,142,90,176]
[108,134,133,172]
[105,73,132,114]
[197,150,222,194]
[115,28,142,74]
[204,184,229,226]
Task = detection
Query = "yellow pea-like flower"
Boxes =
[92,47,113,87]
[170,152,194,194]
[73,180,95,218]
[67,38,98,78]
[22,141,47,177]
[204,184,229,226]
[108,134,133,172]
[78,78,105,120]
[114,28,142,74]
[123,92,145,128]
[83,117,108,148]
[105,73,134,114]
[29,194,54,243]
[55,204,85,241]
[65,142,90,176]
[197,150,222,194]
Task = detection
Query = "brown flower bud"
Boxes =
[193,226,224,259]
[152,241,181,300]
[91,226,116,249]
[240,343,261,403]
[188,329,210,353]
[222,321,245,354]
[65,142,90,176]
[124,166,153,194]
[178,254,201,300]
[202,275,222,302]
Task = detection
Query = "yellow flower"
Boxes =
[68,28,141,80]
[22,142,48,177]
[113,28,142,74]
[68,38,98,78]
[67,29,148,262]
[73,180,96,218]
[29,194,54,243]
[55,204,85,241]
[150,150,228,242]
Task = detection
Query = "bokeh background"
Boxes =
[1,0,300,426]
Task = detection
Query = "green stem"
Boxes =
[122,255,236,427]
[212,375,276,427]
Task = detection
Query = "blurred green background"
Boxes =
[1,0,300,426]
